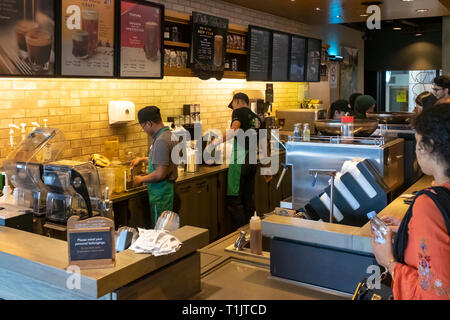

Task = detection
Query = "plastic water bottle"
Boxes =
[367,211,388,244]
[303,123,310,141]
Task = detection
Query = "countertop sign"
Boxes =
[247,26,270,81]
[67,215,115,269]
[191,11,228,80]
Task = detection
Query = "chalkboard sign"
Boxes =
[67,216,115,269]
[289,36,306,82]
[191,12,228,80]
[271,32,290,82]
[247,25,271,81]
[306,37,322,82]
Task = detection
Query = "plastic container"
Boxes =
[293,123,302,139]
[97,167,115,197]
[250,212,262,255]
[367,211,388,244]
[341,116,354,138]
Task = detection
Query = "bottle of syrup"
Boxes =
[250,211,262,255]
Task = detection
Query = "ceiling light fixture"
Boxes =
[416,9,429,13]
[393,26,402,30]
[360,13,368,17]
[402,0,414,2]
[336,15,341,18]
[316,7,320,11]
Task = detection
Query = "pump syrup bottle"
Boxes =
[250,211,262,255]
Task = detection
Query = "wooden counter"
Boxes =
[0,225,208,300]
[261,175,432,253]
[110,164,229,203]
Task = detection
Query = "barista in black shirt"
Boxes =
[225,93,259,230]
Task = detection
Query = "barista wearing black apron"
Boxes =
[225,93,259,230]
[131,106,179,228]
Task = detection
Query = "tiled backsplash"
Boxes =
[0,77,304,167]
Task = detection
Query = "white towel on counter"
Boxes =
[128,228,182,256]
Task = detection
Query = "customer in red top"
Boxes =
[371,103,450,300]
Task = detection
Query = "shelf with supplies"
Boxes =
[164,40,190,48]
[226,49,247,55]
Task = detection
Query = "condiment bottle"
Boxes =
[250,211,262,255]
[303,123,310,141]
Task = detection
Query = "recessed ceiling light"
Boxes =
[336,15,341,18]
[316,7,321,11]
[416,9,429,13]
[360,14,368,17]
[393,27,402,30]
[402,0,414,2]
[416,32,423,36]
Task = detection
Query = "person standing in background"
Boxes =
[414,91,438,114]
[328,99,350,120]
[354,95,376,119]
[432,76,450,103]
[348,93,362,114]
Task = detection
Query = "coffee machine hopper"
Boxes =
[3,127,67,215]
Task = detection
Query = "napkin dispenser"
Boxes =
[108,101,135,125]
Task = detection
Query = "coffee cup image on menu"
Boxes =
[81,9,99,55]
[144,21,160,61]
[25,29,52,73]
[72,29,89,59]
[214,35,223,67]
[15,20,39,59]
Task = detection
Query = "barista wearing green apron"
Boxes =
[131,106,178,228]
[224,93,260,230]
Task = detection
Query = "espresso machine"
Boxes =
[3,127,66,215]
[43,160,103,224]
[4,127,110,225]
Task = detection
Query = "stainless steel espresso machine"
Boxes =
[3,128,111,226]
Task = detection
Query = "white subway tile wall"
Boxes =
[0,0,312,167]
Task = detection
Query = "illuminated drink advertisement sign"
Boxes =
[61,0,115,76]
[119,0,164,78]
[0,0,56,76]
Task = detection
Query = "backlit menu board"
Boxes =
[289,36,306,82]
[61,0,115,77]
[271,32,289,82]
[119,0,164,78]
[306,37,322,82]
[0,0,56,76]
[247,25,270,81]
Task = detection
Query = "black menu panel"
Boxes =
[271,32,289,81]
[306,38,322,82]
[289,36,306,82]
[247,25,270,81]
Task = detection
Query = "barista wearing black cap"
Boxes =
[131,106,179,228]
[224,92,261,230]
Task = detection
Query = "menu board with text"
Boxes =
[61,0,115,77]
[306,38,322,82]
[191,11,228,81]
[247,25,270,81]
[0,0,56,76]
[289,36,306,82]
[119,0,163,78]
[271,32,289,82]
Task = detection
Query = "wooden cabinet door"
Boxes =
[175,181,198,227]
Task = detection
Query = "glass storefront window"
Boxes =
[385,70,439,112]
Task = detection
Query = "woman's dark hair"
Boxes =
[415,91,437,109]
[413,103,450,177]
[348,93,362,111]
[328,99,350,119]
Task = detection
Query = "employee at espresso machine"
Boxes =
[354,95,376,119]
[130,106,179,228]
